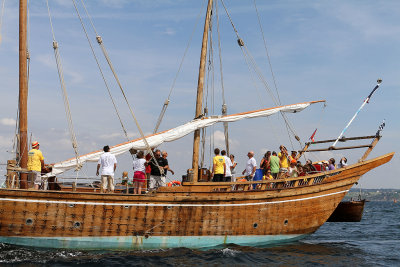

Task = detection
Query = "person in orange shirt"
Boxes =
[27,141,45,190]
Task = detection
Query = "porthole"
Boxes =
[167,206,172,209]
[73,221,81,228]
[124,205,130,209]
[68,204,75,208]
[26,218,33,225]
[284,219,288,226]
[253,223,258,229]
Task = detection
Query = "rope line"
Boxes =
[0,0,6,45]
[221,0,302,150]
[153,0,207,133]
[46,0,81,171]
[253,0,282,106]
[77,0,162,173]
[215,0,230,155]
[72,0,130,143]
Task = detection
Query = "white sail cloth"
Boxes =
[46,101,323,177]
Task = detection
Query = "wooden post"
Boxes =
[72,182,76,192]
[6,160,17,188]
[18,0,28,189]
[359,136,381,162]
[192,0,213,183]
[297,142,311,160]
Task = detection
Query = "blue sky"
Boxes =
[0,0,399,188]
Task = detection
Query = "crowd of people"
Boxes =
[28,140,349,193]
[210,145,349,183]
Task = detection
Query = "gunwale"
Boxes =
[0,152,393,203]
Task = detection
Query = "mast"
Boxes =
[192,0,213,182]
[18,0,28,189]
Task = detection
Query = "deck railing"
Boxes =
[3,168,338,194]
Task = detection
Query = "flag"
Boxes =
[376,120,385,136]
[310,129,317,142]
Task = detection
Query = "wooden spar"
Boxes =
[299,144,372,153]
[296,143,310,160]
[310,135,376,145]
[298,135,377,158]
[18,0,28,189]
[359,135,381,162]
[192,0,213,183]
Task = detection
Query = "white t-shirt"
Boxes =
[133,158,146,173]
[244,157,257,176]
[98,152,117,176]
[224,156,232,177]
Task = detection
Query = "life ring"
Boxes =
[167,180,181,187]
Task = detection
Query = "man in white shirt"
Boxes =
[221,150,232,182]
[96,145,117,193]
[242,151,257,181]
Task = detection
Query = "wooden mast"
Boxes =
[18,0,28,189]
[191,0,213,183]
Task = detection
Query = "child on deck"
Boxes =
[132,151,147,194]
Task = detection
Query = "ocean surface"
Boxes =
[0,201,398,266]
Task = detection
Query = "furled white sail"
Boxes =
[46,100,324,177]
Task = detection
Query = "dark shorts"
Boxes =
[213,174,224,182]
[224,176,232,182]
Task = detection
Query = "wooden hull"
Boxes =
[327,199,366,222]
[0,153,393,249]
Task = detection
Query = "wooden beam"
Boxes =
[18,0,28,189]
[307,135,377,145]
[192,0,213,183]
[299,144,372,153]
[297,142,311,160]
[359,136,381,162]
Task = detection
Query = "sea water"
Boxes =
[0,201,398,266]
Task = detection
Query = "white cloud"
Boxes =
[163,27,176,36]
[99,132,124,140]
[0,135,14,147]
[212,130,240,152]
[332,4,400,41]
[0,118,16,126]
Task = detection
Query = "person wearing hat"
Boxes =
[289,151,297,163]
[27,141,45,190]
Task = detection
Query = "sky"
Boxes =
[0,0,399,188]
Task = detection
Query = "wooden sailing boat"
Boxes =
[327,199,366,222]
[0,0,394,249]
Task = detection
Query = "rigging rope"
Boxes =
[253,0,282,107]
[215,0,230,155]
[153,0,207,134]
[0,0,5,45]
[77,0,161,173]
[253,0,298,151]
[221,0,302,150]
[26,0,30,105]
[72,0,130,144]
[46,0,81,170]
